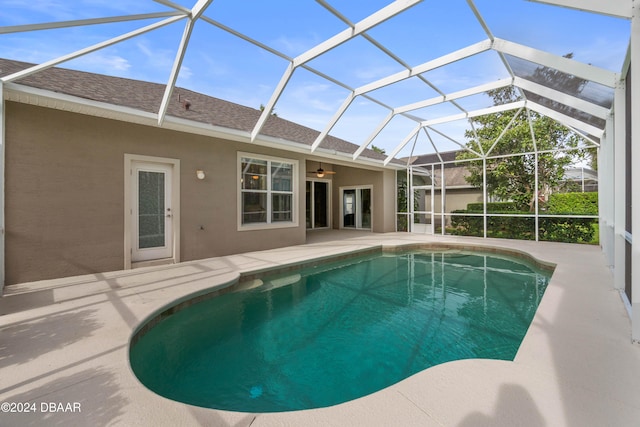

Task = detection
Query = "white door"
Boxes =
[131,162,173,262]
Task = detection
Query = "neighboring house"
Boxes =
[0,58,401,285]
[563,167,598,192]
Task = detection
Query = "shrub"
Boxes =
[538,217,595,243]
[450,193,599,243]
[545,192,598,215]
[466,202,518,212]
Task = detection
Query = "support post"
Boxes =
[482,157,487,239]
[431,164,435,235]
[631,0,640,343]
[409,166,414,232]
[0,82,5,291]
[614,80,626,292]
[441,163,445,235]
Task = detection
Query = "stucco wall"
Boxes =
[4,102,309,284]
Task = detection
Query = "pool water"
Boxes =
[130,250,551,412]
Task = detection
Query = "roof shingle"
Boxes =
[0,58,388,162]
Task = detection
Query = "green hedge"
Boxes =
[466,202,518,212]
[450,212,535,240]
[449,193,598,243]
[545,192,598,215]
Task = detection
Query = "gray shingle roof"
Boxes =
[0,58,388,162]
[405,150,474,187]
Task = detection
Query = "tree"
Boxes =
[259,104,278,117]
[371,144,386,155]
[457,86,582,211]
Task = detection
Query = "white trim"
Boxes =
[237,152,299,231]
[124,154,180,270]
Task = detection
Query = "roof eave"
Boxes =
[4,82,400,170]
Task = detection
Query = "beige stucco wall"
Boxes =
[5,102,399,284]
[434,189,483,213]
[4,102,311,284]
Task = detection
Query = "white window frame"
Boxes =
[237,152,298,231]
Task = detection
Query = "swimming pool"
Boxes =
[129,249,551,412]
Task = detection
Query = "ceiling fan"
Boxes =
[308,162,336,178]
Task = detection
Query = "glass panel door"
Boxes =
[132,162,173,262]
[138,171,166,248]
[343,189,356,228]
[306,180,330,229]
[360,188,371,229]
[313,181,328,228]
[342,187,371,230]
[305,181,312,229]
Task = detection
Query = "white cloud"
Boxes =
[272,35,319,57]
[286,82,341,112]
[178,65,193,80]
[74,53,131,73]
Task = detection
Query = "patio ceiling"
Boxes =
[0,0,631,165]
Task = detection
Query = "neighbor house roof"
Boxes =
[406,150,461,168]
[0,58,390,164]
[405,150,475,188]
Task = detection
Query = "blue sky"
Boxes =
[0,0,631,157]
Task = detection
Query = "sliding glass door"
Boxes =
[341,186,372,230]
[306,180,330,229]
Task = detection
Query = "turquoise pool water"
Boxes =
[130,250,551,412]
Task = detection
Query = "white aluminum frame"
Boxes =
[0,0,637,341]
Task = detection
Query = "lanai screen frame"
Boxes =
[0,0,638,342]
[399,103,601,241]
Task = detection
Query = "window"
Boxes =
[239,153,297,229]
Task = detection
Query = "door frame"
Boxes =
[306,178,332,230]
[339,185,373,230]
[411,184,434,234]
[124,154,180,269]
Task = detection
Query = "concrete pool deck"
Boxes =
[1,231,639,426]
